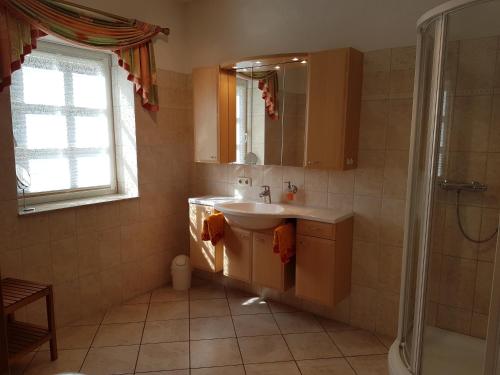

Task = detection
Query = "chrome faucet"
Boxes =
[259,185,271,204]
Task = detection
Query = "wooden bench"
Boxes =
[0,278,57,368]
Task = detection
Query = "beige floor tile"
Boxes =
[376,333,396,349]
[92,322,144,347]
[329,330,388,356]
[190,284,226,300]
[151,286,189,302]
[102,304,148,324]
[318,317,355,332]
[66,311,105,326]
[136,342,190,372]
[190,299,231,318]
[81,345,139,375]
[43,325,98,350]
[268,301,298,313]
[190,316,236,340]
[273,312,323,334]
[285,332,342,360]
[124,292,151,305]
[24,349,87,375]
[245,361,301,375]
[232,314,280,337]
[347,354,389,375]
[143,319,189,343]
[147,301,189,321]
[8,351,35,375]
[238,335,293,364]
[229,297,271,315]
[191,365,245,375]
[135,371,189,375]
[190,338,242,368]
[297,358,356,375]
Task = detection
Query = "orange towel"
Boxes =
[273,222,296,264]
[201,212,225,246]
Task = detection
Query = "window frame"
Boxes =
[10,40,119,206]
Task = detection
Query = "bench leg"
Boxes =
[46,287,58,361]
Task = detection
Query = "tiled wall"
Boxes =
[427,35,500,339]
[191,46,416,337]
[0,69,193,327]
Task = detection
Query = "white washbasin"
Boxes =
[215,201,285,230]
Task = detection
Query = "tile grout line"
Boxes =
[269,309,304,375]
[227,287,248,375]
[133,291,152,374]
[78,310,106,374]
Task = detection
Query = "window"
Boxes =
[10,41,118,204]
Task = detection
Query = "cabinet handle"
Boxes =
[346,158,354,165]
[210,155,216,160]
[307,161,320,166]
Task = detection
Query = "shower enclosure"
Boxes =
[390,0,500,374]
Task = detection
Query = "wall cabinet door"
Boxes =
[296,235,335,305]
[193,67,219,162]
[189,204,223,272]
[305,48,363,170]
[252,233,283,290]
[193,66,236,163]
[223,225,252,282]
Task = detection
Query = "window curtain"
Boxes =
[0,0,166,111]
[239,70,279,120]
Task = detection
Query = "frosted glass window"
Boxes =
[74,115,109,148]
[26,114,67,149]
[10,41,116,199]
[77,155,111,188]
[29,159,71,192]
[23,67,65,106]
[73,73,107,109]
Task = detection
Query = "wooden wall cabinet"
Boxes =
[189,204,223,272]
[305,48,363,170]
[252,232,294,292]
[223,225,252,283]
[193,66,236,163]
[295,218,353,307]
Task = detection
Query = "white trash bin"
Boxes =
[171,255,191,291]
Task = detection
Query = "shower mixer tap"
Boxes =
[438,179,488,193]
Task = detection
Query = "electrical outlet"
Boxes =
[236,177,252,186]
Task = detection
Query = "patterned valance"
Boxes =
[0,0,169,111]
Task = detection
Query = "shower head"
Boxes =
[438,179,488,193]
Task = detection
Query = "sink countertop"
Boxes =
[188,196,353,224]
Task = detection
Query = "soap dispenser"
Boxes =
[284,181,298,201]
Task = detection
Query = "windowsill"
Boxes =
[18,193,139,216]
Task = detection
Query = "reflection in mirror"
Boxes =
[233,57,307,166]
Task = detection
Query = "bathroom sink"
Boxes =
[214,201,285,230]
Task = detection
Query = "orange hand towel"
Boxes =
[201,212,225,246]
[273,222,296,264]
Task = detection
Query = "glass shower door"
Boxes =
[399,14,445,373]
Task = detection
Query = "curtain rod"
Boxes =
[51,0,170,35]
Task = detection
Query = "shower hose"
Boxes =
[455,190,499,244]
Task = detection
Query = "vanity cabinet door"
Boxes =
[296,235,335,305]
[305,48,363,170]
[189,204,223,272]
[193,66,236,163]
[252,233,282,290]
[223,225,252,282]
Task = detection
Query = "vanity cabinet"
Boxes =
[223,225,252,283]
[189,203,224,272]
[305,48,363,170]
[295,218,353,307]
[193,66,236,163]
[252,232,294,291]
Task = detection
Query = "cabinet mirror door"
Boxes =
[232,56,308,167]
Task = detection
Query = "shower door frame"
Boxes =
[398,12,446,374]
